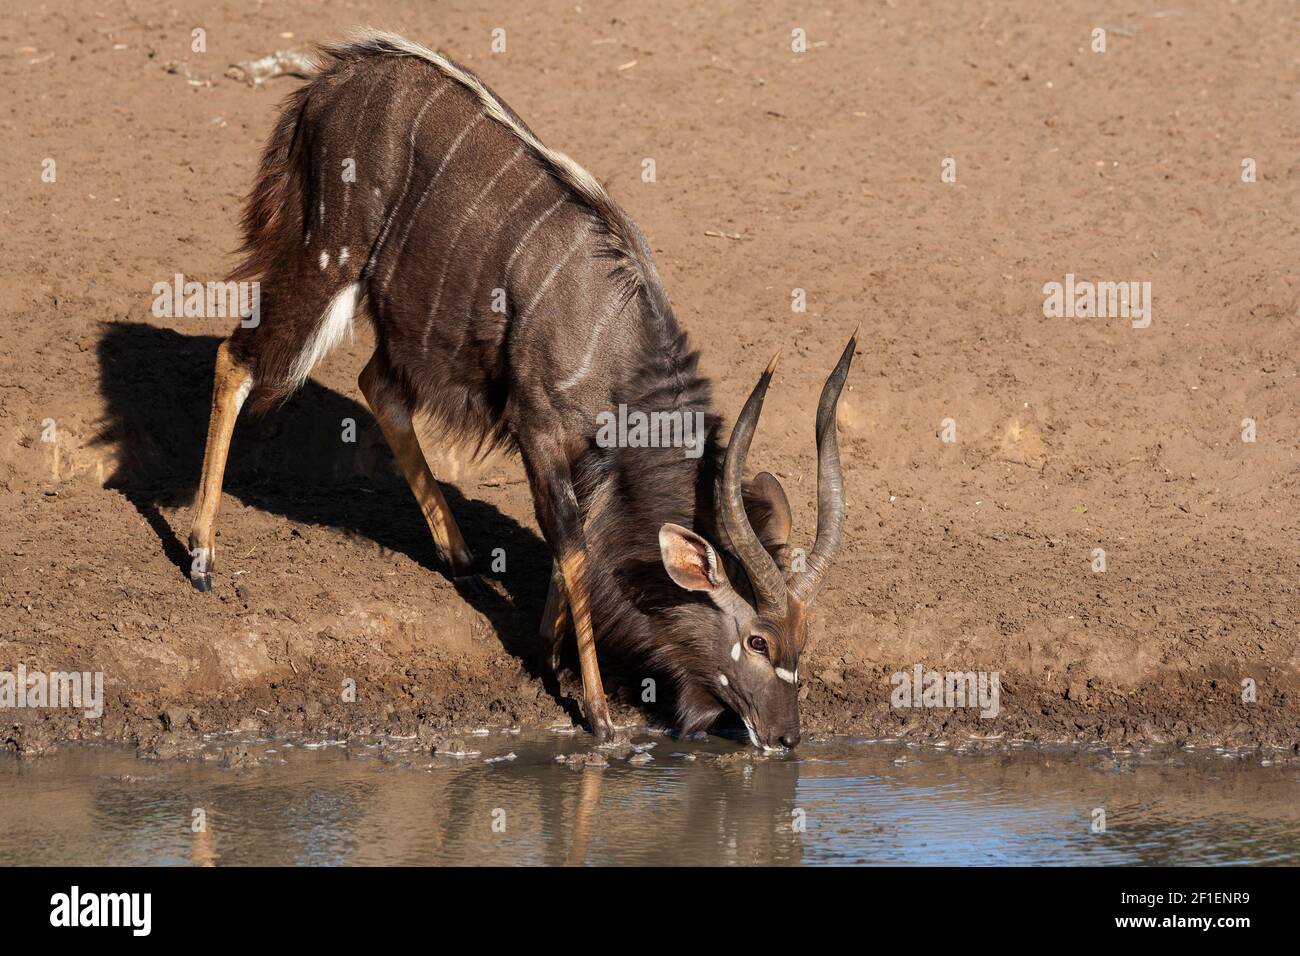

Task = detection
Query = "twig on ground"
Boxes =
[226,49,316,87]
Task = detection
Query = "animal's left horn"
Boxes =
[721,352,788,618]
[790,330,857,605]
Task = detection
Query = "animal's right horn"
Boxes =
[789,331,857,605]
[720,353,788,618]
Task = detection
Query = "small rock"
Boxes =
[432,738,480,757]
[221,745,254,769]
[161,707,191,732]
[561,751,608,769]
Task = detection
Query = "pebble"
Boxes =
[433,738,481,757]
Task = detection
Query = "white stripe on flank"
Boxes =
[521,235,584,318]
[319,250,330,270]
[339,62,391,231]
[460,171,547,322]
[503,172,548,218]
[337,31,648,293]
[556,295,627,391]
[350,32,606,218]
[384,112,485,286]
[364,83,451,275]
[288,282,362,389]
[423,145,524,348]
[503,196,566,281]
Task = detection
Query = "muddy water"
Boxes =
[1,733,1297,866]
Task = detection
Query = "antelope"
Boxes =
[188,31,856,748]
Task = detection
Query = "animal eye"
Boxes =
[747,635,769,656]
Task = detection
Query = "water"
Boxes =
[1,733,1296,866]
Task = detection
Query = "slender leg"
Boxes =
[358,352,478,586]
[188,339,254,591]
[523,450,614,740]
[561,548,613,739]
[541,558,570,671]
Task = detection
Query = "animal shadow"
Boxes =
[94,323,589,714]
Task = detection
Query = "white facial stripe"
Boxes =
[775,667,797,685]
[730,641,741,661]
[719,674,728,687]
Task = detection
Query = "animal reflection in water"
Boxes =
[149,747,803,866]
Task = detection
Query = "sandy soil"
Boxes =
[2,0,1298,757]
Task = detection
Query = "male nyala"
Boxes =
[189,31,856,748]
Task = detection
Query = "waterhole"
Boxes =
[1,734,1296,866]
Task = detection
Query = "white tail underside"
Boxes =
[288,281,362,389]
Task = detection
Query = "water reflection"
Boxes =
[0,736,1296,866]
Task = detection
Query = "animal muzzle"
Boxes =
[750,708,801,750]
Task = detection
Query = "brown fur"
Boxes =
[192,33,845,746]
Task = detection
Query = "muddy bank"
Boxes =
[2,0,1299,756]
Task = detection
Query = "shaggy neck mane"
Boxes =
[574,302,739,731]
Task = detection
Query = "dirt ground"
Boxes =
[2,0,1297,757]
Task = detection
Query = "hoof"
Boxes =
[588,716,618,744]
[190,574,212,593]
[454,574,489,597]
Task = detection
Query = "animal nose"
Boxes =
[779,731,800,749]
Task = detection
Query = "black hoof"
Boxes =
[190,574,212,593]
[454,574,489,597]
[589,717,619,744]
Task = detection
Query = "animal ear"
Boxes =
[659,523,727,592]
[744,471,793,551]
